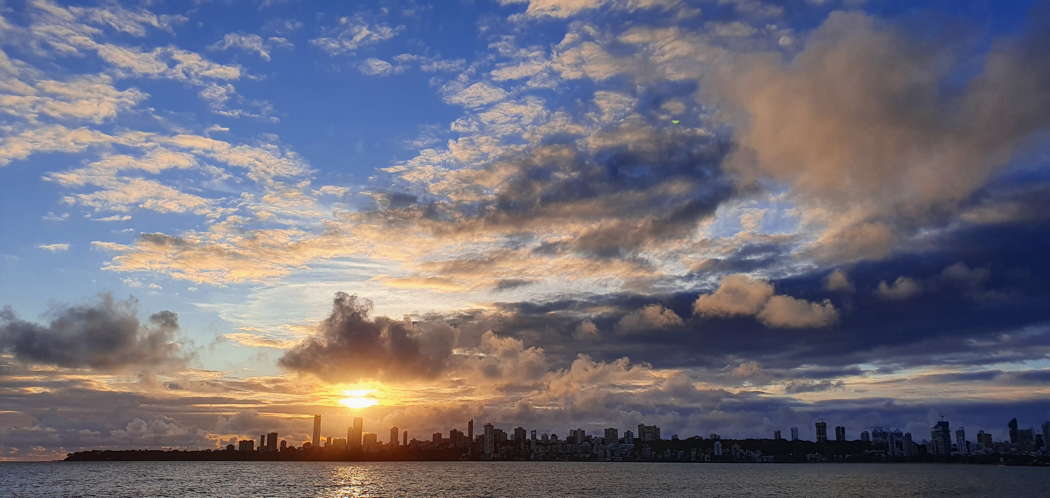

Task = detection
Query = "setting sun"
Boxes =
[339,389,379,409]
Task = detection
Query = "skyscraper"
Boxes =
[312,414,321,449]
[773,430,782,441]
[1009,418,1019,445]
[483,423,495,458]
[468,419,474,442]
[815,421,828,443]
[349,417,363,451]
[977,430,993,448]
[955,427,967,454]
[931,420,951,456]
[605,427,619,443]
[266,432,278,452]
[835,426,846,442]
[790,427,799,441]
[403,430,408,447]
[390,426,399,447]
[638,424,661,442]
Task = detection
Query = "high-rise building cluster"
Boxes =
[220,414,1050,464]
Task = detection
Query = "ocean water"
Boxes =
[1,461,1049,497]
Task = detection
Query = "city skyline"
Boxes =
[68,411,1050,465]
[2,0,1050,462]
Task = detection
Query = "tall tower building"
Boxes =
[1008,418,1019,445]
[483,423,495,458]
[266,432,278,451]
[790,427,799,441]
[835,426,846,442]
[403,430,408,447]
[605,428,619,443]
[349,417,363,451]
[773,430,782,441]
[815,421,828,443]
[390,426,399,447]
[931,420,952,456]
[312,414,321,448]
[468,419,474,441]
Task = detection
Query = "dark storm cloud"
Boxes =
[279,292,454,382]
[0,294,187,371]
[466,217,1050,376]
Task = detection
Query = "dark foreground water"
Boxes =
[1,461,1049,497]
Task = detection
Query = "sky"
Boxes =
[1,0,1050,460]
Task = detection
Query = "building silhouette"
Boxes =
[605,428,619,443]
[790,427,799,441]
[815,421,828,443]
[835,426,845,442]
[390,426,399,447]
[483,423,495,458]
[638,424,661,442]
[266,432,278,452]
[1009,418,1019,445]
[931,420,951,456]
[349,417,363,452]
[312,414,321,448]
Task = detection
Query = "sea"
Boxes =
[1,461,1049,497]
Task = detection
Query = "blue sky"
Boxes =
[2,0,1050,460]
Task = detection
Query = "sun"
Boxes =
[339,389,379,409]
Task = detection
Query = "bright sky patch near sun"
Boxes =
[1,0,1050,461]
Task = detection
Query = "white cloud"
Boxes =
[442,81,509,108]
[209,33,282,61]
[358,57,398,76]
[37,243,70,252]
[311,15,402,55]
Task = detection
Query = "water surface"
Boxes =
[2,461,1049,497]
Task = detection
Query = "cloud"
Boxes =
[310,15,402,55]
[693,274,774,317]
[358,57,398,76]
[209,33,289,61]
[279,293,453,382]
[710,9,1050,261]
[694,274,838,328]
[0,294,187,371]
[0,74,147,123]
[615,304,683,333]
[875,276,922,300]
[222,332,298,349]
[442,81,509,108]
[823,269,854,293]
[783,379,843,394]
[36,243,70,252]
[757,295,838,328]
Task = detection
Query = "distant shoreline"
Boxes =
[59,450,1049,467]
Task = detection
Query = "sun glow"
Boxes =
[339,389,379,409]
